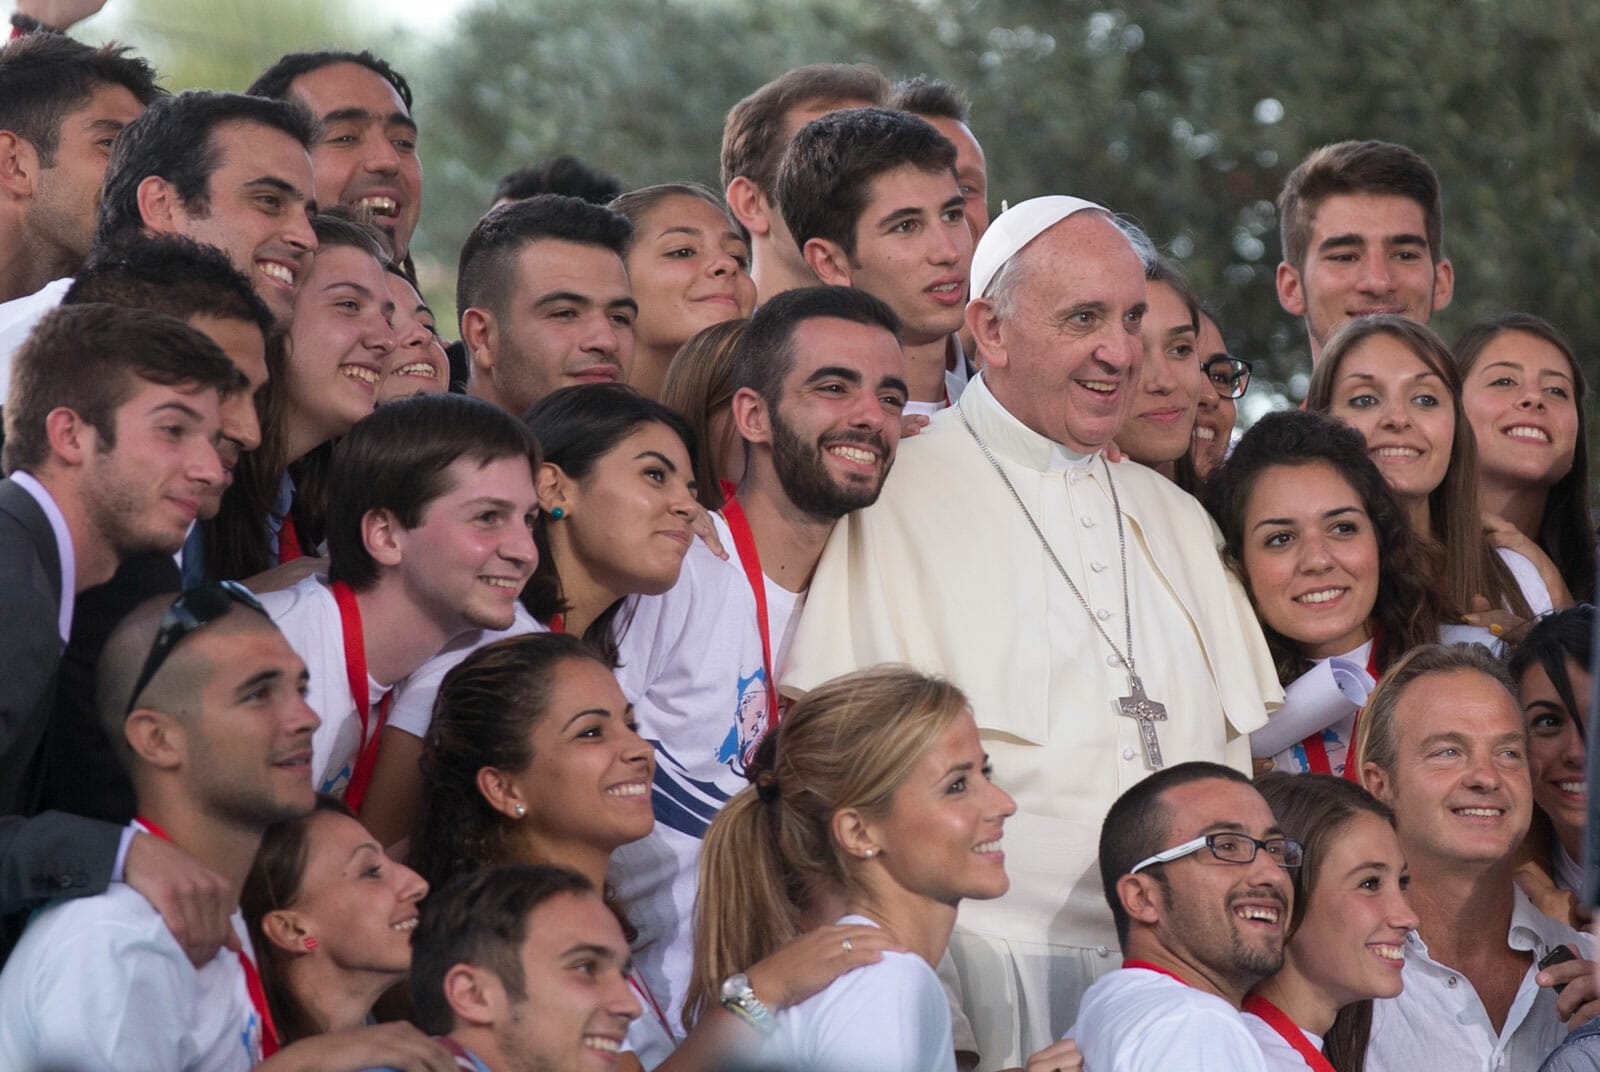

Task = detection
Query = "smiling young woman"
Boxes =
[1456,313,1592,607]
[1247,774,1418,1072]
[1305,314,1543,624]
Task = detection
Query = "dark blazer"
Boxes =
[0,477,122,962]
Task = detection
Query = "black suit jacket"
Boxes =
[0,478,122,961]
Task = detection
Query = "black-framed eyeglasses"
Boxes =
[1129,832,1303,874]
[1203,355,1252,400]
[125,581,268,715]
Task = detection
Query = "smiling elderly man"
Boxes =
[784,195,1282,1069]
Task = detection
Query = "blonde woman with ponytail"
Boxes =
[689,666,1017,1072]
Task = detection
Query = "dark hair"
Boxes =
[720,63,889,192]
[4,303,241,474]
[1098,760,1252,948]
[410,863,595,1036]
[1207,409,1450,683]
[0,35,162,164]
[410,635,618,904]
[95,90,317,248]
[731,285,900,411]
[64,234,273,339]
[493,155,623,206]
[776,107,956,259]
[660,319,750,511]
[240,796,357,1044]
[1510,605,1595,724]
[1454,313,1594,602]
[247,49,414,112]
[455,194,633,329]
[199,209,390,581]
[325,393,539,590]
[888,75,970,123]
[609,182,741,252]
[1307,314,1529,619]
[1278,141,1445,273]
[520,383,696,658]
[1255,773,1395,1072]
[1146,258,1200,333]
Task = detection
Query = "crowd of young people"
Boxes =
[0,10,1594,1072]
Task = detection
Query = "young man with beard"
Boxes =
[1358,643,1600,1071]
[609,285,907,1033]
[249,50,422,263]
[1071,761,1295,1071]
[1275,140,1454,365]
[777,107,973,418]
[258,393,540,807]
[0,304,238,965]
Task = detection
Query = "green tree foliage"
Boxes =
[417,0,1598,402]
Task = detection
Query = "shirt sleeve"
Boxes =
[800,954,953,1072]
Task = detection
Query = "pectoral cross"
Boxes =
[1118,674,1168,769]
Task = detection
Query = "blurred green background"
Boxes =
[76,0,1599,426]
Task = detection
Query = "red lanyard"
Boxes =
[1122,959,1194,987]
[549,612,566,634]
[277,513,303,564]
[1242,995,1335,1072]
[629,972,674,1040]
[721,496,779,734]
[133,817,279,1058]
[1298,637,1381,781]
[332,580,391,811]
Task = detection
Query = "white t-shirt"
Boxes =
[387,603,546,739]
[609,511,798,1033]
[0,276,71,403]
[1499,546,1554,617]
[1070,966,1270,1072]
[0,882,261,1071]
[755,915,954,1072]
[260,574,392,797]
[1242,1009,1325,1071]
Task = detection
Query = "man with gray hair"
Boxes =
[785,196,1282,1068]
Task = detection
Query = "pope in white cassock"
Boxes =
[783,197,1285,1070]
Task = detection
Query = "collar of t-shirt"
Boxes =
[10,469,76,644]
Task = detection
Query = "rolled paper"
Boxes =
[1250,655,1373,758]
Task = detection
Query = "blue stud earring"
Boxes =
[549,507,565,520]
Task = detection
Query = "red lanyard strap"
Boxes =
[133,817,280,1058]
[277,513,303,564]
[1242,995,1335,1072]
[721,497,779,734]
[332,581,391,811]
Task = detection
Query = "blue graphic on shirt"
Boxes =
[716,667,769,775]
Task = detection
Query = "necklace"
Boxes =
[958,403,1168,768]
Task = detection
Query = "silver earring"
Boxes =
[514,804,527,818]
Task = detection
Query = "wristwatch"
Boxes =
[719,972,775,1033]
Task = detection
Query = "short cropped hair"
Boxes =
[410,863,594,1036]
[0,35,162,165]
[247,49,414,112]
[96,90,317,248]
[64,234,272,340]
[719,63,889,193]
[888,75,970,123]
[1097,760,1252,947]
[776,107,956,259]
[324,393,539,591]
[1277,140,1445,273]
[455,194,632,328]
[731,285,900,410]
[1354,642,1519,776]
[493,155,623,206]
[4,303,242,474]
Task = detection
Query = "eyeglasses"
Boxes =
[1203,355,1252,400]
[1129,832,1304,874]
[125,581,268,715]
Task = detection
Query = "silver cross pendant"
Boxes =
[1118,674,1168,769]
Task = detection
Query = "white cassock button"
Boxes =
[1122,748,1136,761]
[1095,945,1110,957]
[1090,561,1107,572]
[1080,516,1094,528]
[1096,609,1112,621]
